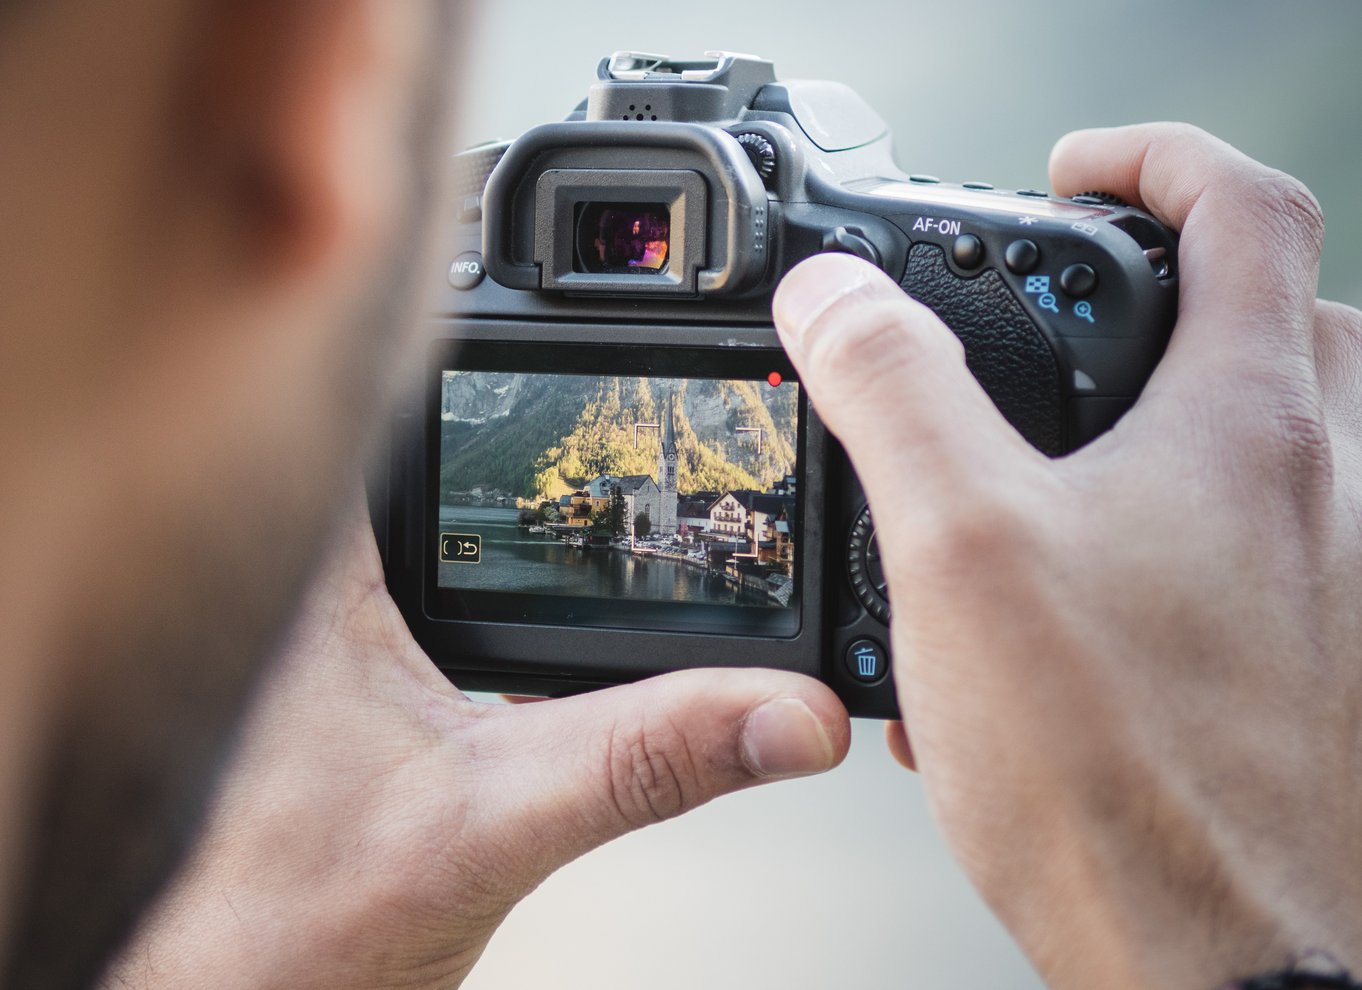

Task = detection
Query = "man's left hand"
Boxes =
[101,497,849,989]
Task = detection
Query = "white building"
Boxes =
[708,490,757,537]
[677,492,719,535]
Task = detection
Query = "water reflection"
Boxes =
[437,505,775,608]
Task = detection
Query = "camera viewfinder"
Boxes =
[576,202,671,273]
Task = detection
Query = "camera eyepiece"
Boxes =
[575,202,671,274]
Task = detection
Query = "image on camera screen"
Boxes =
[437,369,800,613]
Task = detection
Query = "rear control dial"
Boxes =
[847,506,891,624]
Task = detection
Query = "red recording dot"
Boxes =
[767,371,783,388]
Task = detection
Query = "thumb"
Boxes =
[772,253,1036,515]
[465,669,849,884]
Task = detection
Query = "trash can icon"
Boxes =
[854,644,878,679]
[845,639,885,682]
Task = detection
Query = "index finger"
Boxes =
[1049,123,1323,398]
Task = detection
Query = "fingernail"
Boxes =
[740,698,836,779]
[771,253,881,350]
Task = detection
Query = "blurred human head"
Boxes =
[0,1,459,985]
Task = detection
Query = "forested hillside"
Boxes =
[440,373,798,502]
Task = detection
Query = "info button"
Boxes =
[448,251,486,290]
[844,638,888,684]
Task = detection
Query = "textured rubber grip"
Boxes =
[901,243,1063,455]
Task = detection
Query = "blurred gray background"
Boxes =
[453,3,1362,988]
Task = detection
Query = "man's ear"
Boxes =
[172,0,428,283]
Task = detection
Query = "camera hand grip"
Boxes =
[901,243,1064,456]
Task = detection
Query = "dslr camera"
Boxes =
[376,52,1178,718]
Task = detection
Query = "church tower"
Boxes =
[656,392,679,535]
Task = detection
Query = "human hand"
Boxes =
[772,124,1362,989]
[100,496,849,989]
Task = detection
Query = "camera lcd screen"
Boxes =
[429,343,803,638]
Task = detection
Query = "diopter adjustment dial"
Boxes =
[847,506,890,625]
[735,132,777,184]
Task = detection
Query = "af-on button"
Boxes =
[951,233,985,270]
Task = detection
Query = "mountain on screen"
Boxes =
[439,373,798,501]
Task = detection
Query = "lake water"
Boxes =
[437,505,776,608]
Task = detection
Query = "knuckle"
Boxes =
[1165,121,1210,140]
[1266,391,1335,491]
[1315,304,1362,448]
[1144,121,1220,198]
[1316,300,1362,356]
[1245,170,1326,257]
[1231,380,1336,496]
[603,716,697,829]
[1133,120,1208,169]
[1153,120,1215,152]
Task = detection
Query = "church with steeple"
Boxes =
[582,392,682,539]
[655,392,679,535]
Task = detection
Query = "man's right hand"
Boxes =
[773,123,1362,989]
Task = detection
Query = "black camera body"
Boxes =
[377,52,1178,718]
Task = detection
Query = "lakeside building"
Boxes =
[583,474,661,534]
[745,493,796,569]
[709,488,795,566]
[557,490,600,528]
[677,491,720,535]
[708,489,760,536]
[708,490,796,542]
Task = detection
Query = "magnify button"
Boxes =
[1075,300,1096,323]
[1038,292,1060,314]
